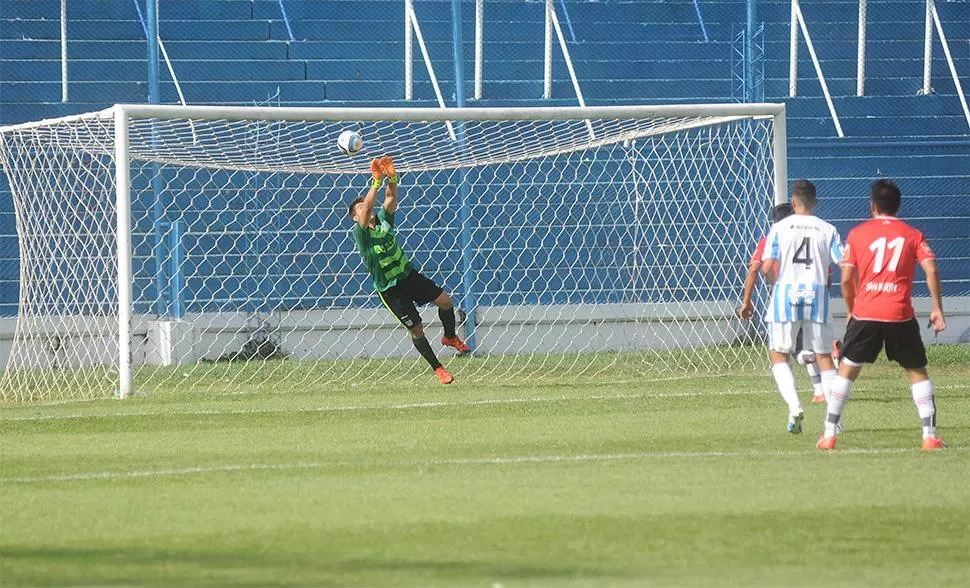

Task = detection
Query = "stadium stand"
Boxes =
[1,0,968,319]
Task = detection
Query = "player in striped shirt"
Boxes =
[761,180,842,434]
[738,202,828,403]
[348,157,470,385]
[817,180,947,451]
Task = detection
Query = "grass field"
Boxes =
[2,348,969,587]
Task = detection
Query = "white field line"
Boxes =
[3,383,969,424]
[0,388,770,423]
[7,446,962,485]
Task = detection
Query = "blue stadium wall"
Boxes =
[1,0,968,317]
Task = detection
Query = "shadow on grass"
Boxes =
[0,544,625,587]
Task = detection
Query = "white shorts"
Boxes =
[768,321,833,355]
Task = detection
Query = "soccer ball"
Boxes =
[337,130,363,156]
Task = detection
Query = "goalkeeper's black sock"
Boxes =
[412,336,442,370]
[439,307,457,339]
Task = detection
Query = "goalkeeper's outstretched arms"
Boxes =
[379,156,399,213]
[348,158,385,228]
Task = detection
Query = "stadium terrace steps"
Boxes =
[1,18,272,41]
[2,0,254,20]
[0,39,289,61]
[0,59,306,83]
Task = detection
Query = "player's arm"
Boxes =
[921,258,946,332]
[738,238,766,319]
[840,263,857,320]
[759,228,779,284]
[380,157,399,214]
[839,234,857,321]
[738,261,760,319]
[357,158,384,228]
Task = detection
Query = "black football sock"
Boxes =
[412,336,442,370]
[439,307,457,339]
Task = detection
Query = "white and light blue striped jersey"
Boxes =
[761,214,842,323]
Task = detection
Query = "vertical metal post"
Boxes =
[60,0,68,102]
[789,0,799,97]
[114,107,133,399]
[857,0,867,96]
[922,0,933,94]
[474,0,483,100]
[451,0,477,350]
[772,109,789,206]
[147,0,159,104]
[169,221,184,320]
[146,0,167,315]
[745,0,756,103]
[544,0,553,98]
[405,0,413,100]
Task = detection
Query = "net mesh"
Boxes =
[0,108,776,401]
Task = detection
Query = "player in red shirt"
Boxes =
[738,202,829,404]
[817,180,947,451]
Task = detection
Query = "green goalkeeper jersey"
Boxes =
[352,207,414,292]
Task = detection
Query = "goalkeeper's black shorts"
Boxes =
[376,271,444,330]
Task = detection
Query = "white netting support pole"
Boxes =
[923,0,933,95]
[474,0,483,100]
[773,109,789,205]
[794,3,844,137]
[857,0,866,96]
[407,3,456,139]
[789,0,798,97]
[931,1,970,130]
[114,107,133,399]
[548,2,594,139]
[544,0,553,98]
[405,0,413,100]
[60,0,68,102]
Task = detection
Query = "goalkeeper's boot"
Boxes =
[435,366,454,385]
[817,435,837,450]
[441,336,471,355]
[922,436,947,451]
[787,411,804,434]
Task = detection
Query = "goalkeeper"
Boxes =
[347,157,470,385]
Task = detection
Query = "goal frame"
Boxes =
[1,102,788,399]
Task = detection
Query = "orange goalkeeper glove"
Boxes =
[370,158,384,188]
[380,157,398,184]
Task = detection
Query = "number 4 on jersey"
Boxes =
[793,237,813,268]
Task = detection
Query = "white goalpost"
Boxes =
[0,104,787,401]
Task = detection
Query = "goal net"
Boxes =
[0,104,784,401]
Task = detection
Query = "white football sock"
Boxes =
[911,380,937,439]
[771,362,801,415]
[806,361,823,396]
[824,376,852,437]
[821,369,837,403]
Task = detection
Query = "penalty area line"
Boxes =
[3,383,967,424]
[0,387,775,423]
[4,446,963,485]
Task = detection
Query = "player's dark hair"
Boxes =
[348,196,365,219]
[770,202,794,223]
[790,179,817,209]
[870,179,902,215]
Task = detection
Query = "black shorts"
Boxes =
[841,318,927,369]
[376,271,444,329]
